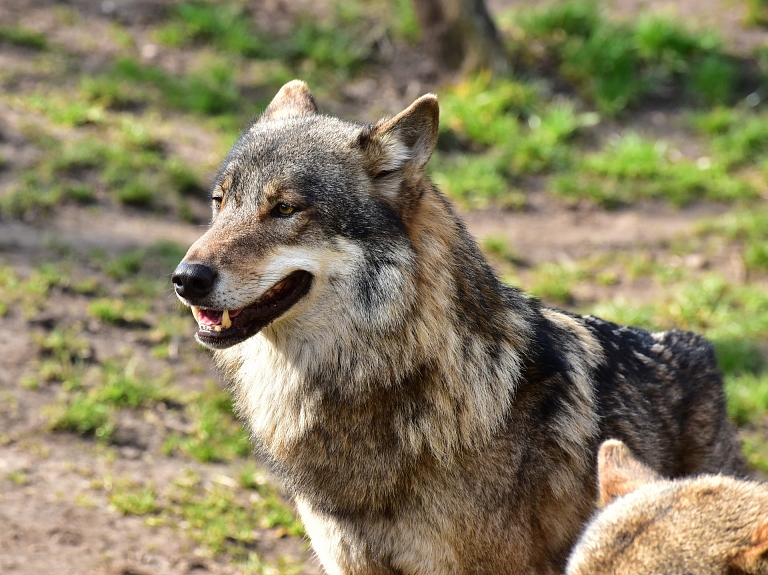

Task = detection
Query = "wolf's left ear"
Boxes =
[597,440,663,507]
[358,95,439,200]
[261,80,318,121]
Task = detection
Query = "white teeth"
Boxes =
[191,306,200,324]
[214,325,222,332]
[222,309,231,329]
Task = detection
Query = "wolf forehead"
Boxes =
[215,114,380,206]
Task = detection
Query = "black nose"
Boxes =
[172,262,217,300]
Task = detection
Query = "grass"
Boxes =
[430,64,758,209]
[110,479,159,515]
[167,469,304,557]
[1,125,204,218]
[7,470,30,485]
[511,1,734,114]
[430,73,592,207]
[87,298,149,325]
[528,262,587,305]
[744,0,768,26]
[691,107,768,169]
[0,264,74,318]
[726,373,768,426]
[698,205,768,273]
[553,132,757,207]
[101,240,187,281]
[154,2,270,57]
[46,360,177,443]
[0,25,48,49]
[34,326,93,387]
[162,383,251,463]
[97,466,304,564]
[153,0,415,77]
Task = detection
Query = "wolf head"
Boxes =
[172,80,439,351]
[566,439,768,575]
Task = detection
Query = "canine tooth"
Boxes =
[222,309,231,329]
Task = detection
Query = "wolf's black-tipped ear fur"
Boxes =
[261,80,318,121]
[358,95,439,191]
[597,440,663,507]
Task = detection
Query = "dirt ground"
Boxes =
[0,1,765,574]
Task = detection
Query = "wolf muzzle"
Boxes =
[172,262,217,300]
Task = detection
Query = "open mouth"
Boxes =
[191,270,312,349]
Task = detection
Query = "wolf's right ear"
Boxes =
[597,440,662,507]
[357,95,439,202]
[260,80,318,122]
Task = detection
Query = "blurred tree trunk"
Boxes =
[412,0,509,74]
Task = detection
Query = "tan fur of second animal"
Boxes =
[567,440,768,575]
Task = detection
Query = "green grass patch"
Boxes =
[239,465,305,536]
[87,298,149,326]
[27,93,104,126]
[698,206,768,272]
[742,430,768,475]
[47,361,177,443]
[481,235,523,265]
[163,383,250,463]
[513,1,735,114]
[1,172,65,218]
[0,264,74,318]
[744,0,768,27]
[33,326,93,386]
[110,479,159,515]
[2,125,203,218]
[155,1,270,56]
[431,151,518,208]
[529,262,586,305]
[7,470,30,485]
[93,468,304,566]
[0,25,48,49]
[166,469,303,559]
[692,108,768,169]
[154,0,408,77]
[100,241,187,298]
[726,372,768,426]
[431,73,595,208]
[48,393,115,441]
[110,57,243,116]
[553,132,756,207]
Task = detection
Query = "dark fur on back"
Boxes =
[586,319,748,477]
[175,81,748,575]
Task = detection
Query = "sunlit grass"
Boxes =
[554,132,756,207]
[512,0,734,113]
[163,383,251,463]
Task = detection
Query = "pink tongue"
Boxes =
[198,309,223,326]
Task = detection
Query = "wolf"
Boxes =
[172,80,749,575]
[567,439,768,575]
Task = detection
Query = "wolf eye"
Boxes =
[212,196,223,210]
[273,202,295,216]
